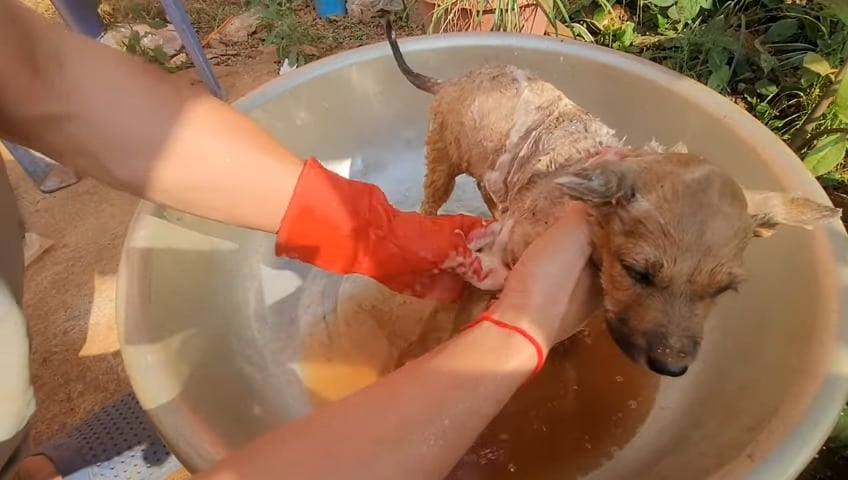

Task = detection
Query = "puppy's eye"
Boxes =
[712,284,739,298]
[621,261,653,287]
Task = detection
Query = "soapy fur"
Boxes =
[385,19,841,376]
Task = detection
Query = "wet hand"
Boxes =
[487,202,592,351]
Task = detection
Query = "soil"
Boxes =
[799,445,848,480]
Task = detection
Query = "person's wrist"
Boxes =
[460,311,547,380]
[485,299,556,353]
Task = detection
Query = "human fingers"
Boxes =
[489,202,592,349]
[508,202,591,292]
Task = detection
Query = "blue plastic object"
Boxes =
[50,0,105,39]
[160,0,226,100]
[315,0,346,18]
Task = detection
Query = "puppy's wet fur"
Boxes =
[385,20,841,377]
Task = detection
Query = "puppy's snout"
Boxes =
[646,356,688,377]
[645,333,700,378]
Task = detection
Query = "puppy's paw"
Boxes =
[468,250,510,291]
[442,249,509,292]
[441,221,509,291]
[465,221,503,252]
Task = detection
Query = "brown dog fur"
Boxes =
[385,20,841,377]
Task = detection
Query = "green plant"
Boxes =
[250,0,315,67]
[122,26,187,73]
[788,0,848,177]
[426,0,848,178]
[828,403,848,448]
[795,71,848,177]
[545,0,848,177]
[426,0,578,37]
[642,0,714,34]
[427,0,519,33]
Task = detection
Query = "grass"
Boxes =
[247,0,420,67]
[425,0,848,187]
[542,0,848,185]
[98,0,249,36]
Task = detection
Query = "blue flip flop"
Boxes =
[33,393,183,479]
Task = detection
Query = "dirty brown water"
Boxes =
[301,307,659,480]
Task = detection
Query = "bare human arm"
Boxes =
[0,0,303,233]
[0,0,505,301]
[196,204,595,480]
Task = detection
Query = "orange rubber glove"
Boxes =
[275,158,507,303]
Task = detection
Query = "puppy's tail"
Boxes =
[385,18,441,94]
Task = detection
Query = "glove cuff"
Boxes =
[276,157,395,274]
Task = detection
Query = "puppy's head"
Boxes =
[555,149,840,377]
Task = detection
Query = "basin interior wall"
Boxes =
[116,34,848,480]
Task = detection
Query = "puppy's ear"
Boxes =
[554,163,636,206]
[743,189,841,238]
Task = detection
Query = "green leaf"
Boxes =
[151,46,170,65]
[755,79,778,96]
[677,0,700,21]
[708,47,729,73]
[616,22,636,49]
[763,19,798,43]
[650,0,675,6]
[820,0,848,26]
[803,134,848,177]
[707,65,731,91]
[667,5,680,20]
[800,69,820,88]
[835,75,848,123]
[570,23,595,42]
[705,15,726,35]
[656,14,669,31]
[592,7,607,23]
[759,53,779,75]
[801,52,834,76]
[827,403,848,448]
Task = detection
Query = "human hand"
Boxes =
[373,214,507,302]
[485,202,593,351]
[276,158,509,303]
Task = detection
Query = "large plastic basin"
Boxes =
[117,32,848,479]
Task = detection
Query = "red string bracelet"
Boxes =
[460,311,546,380]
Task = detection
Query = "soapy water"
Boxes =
[299,296,659,480]
[443,317,658,480]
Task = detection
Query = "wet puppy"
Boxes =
[384,20,840,377]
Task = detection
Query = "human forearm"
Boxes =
[0,1,303,233]
[195,320,541,480]
[0,2,500,298]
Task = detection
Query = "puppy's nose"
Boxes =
[646,356,688,377]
